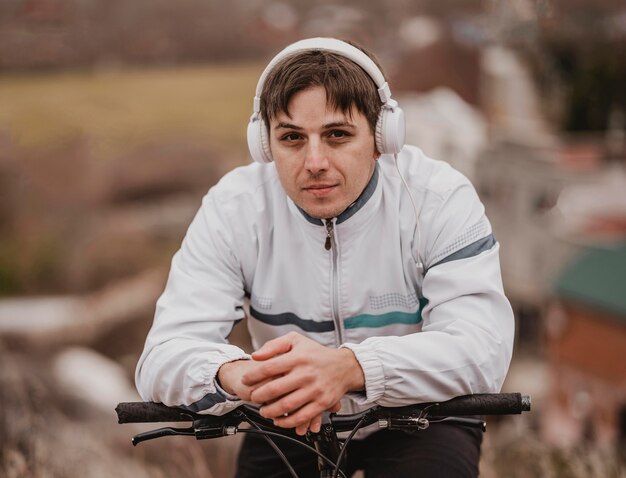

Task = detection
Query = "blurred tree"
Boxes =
[520,0,626,132]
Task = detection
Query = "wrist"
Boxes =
[338,347,365,392]
[217,359,248,396]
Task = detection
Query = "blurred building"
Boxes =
[400,88,487,181]
[544,243,626,449]
[475,122,626,450]
[476,136,626,346]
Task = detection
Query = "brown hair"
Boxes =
[260,43,385,133]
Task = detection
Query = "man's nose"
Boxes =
[304,138,329,173]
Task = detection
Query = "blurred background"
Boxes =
[1,0,625,476]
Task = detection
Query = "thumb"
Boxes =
[252,334,295,361]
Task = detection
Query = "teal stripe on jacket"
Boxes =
[250,298,429,331]
[344,297,428,329]
[344,311,421,329]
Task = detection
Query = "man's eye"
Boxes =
[281,133,301,141]
[328,130,349,139]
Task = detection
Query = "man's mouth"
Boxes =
[303,184,337,197]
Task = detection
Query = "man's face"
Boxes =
[269,86,379,220]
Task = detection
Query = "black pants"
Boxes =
[235,423,482,478]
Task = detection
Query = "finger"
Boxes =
[251,334,296,361]
[309,414,322,433]
[241,355,293,386]
[258,384,312,419]
[328,402,341,413]
[272,401,327,430]
[295,421,311,436]
[250,373,308,405]
[238,377,274,403]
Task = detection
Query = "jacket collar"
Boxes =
[295,162,380,226]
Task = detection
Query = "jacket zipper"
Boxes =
[324,220,332,250]
[324,219,343,345]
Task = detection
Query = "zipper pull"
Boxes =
[324,220,333,250]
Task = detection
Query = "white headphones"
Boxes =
[247,37,406,164]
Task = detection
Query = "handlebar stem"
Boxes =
[306,413,342,475]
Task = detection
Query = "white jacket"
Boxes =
[135,145,514,417]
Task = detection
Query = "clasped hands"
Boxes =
[217,332,365,436]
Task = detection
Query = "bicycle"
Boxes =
[116,392,531,478]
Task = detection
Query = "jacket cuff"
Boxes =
[340,342,385,403]
[182,353,251,414]
[213,378,242,401]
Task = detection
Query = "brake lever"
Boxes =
[131,409,247,445]
[132,426,195,446]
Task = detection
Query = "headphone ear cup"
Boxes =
[247,115,273,163]
[259,120,272,162]
[375,105,405,155]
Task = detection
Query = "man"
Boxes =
[136,38,514,477]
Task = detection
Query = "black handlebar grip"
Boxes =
[116,402,198,424]
[427,393,531,416]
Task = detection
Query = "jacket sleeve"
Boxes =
[135,191,250,415]
[342,177,515,406]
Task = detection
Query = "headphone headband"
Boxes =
[252,37,393,114]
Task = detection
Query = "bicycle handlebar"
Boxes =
[385,392,531,417]
[117,393,530,478]
[116,401,198,424]
[116,392,530,427]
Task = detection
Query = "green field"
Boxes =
[0,63,264,296]
[0,63,262,156]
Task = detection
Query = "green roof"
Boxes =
[554,242,626,319]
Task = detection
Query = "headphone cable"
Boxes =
[393,153,424,273]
